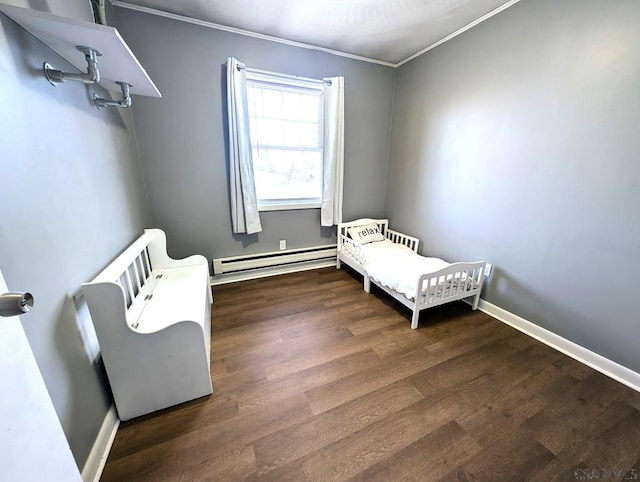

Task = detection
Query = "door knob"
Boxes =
[0,292,34,317]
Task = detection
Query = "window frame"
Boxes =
[245,70,324,212]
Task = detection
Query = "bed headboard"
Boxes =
[337,218,388,250]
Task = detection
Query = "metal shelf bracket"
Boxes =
[44,46,101,85]
[94,81,132,109]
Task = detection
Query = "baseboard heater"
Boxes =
[212,244,337,284]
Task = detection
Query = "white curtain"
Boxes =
[226,57,262,234]
[321,76,345,227]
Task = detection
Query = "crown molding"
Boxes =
[113,0,523,68]
[111,1,396,67]
[396,0,524,67]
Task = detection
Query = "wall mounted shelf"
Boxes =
[0,3,161,99]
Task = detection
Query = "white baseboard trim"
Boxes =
[476,299,640,393]
[211,259,336,285]
[81,405,120,482]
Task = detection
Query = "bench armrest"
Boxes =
[145,229,208,269]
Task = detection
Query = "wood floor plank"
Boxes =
[231,348,378,413]
[221,320,355,374]
[104,438,256,482]
[242,461,307,482]
[265,331,381,381]
[107,394,239,462]
[297,349,382,390]
[409,339,519,397]
[300,391,472,481]
[253,381,424,475]
[208,363,267,398]
[552,355,597,381]
[453,430,554,481]
[455,388,547,448]
[424,315,513,359]
[528,401,640,481]
[188,444,257,482]
[305,347,438,415]
[200,393,314,453]
[370,323,432,358]
[625,389,640,412]
[218,338,381,404]
[101,268,640,482]
[350,421,481,482]
[103,394,313,482]
[345,312,405,336]
[522,389,628,456]
[211,327,283,359]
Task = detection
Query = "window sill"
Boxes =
[258,202,321,212]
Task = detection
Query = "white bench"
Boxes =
[83,229,213,421]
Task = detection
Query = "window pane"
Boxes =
[282,92,301,121]
[299,95,320,122]
[262,89,282,118]
[246,73,324,207]
[282,121,302,148]
[253,148,322,201]
[301,123,321,148]
[264,119,284,146]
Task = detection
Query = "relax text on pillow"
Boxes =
[347,223,386,244]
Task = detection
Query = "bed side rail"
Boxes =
[415,261,485,306]
[385,229,420,253]
[338,233,366,265]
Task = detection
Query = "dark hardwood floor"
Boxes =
[101,267,640,481]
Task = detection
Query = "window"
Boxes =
[246,71,324,211]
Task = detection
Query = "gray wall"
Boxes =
[3,0,635,471]
[386,0,640,371]
[114,8,396,261]
[0,0,150,468]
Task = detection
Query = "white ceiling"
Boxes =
[115,0,520,65]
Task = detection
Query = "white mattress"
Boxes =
[362,239,451,300]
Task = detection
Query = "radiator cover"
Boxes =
[212,244,337,276]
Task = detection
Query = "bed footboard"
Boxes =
[411,261,486,329]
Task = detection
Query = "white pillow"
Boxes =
[348,223,385,245]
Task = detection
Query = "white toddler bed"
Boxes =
[337,218,486,329]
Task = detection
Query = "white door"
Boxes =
[0,269,82,482]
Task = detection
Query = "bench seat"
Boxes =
[83,229,212,421]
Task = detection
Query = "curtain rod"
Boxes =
[236,64,331,86]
